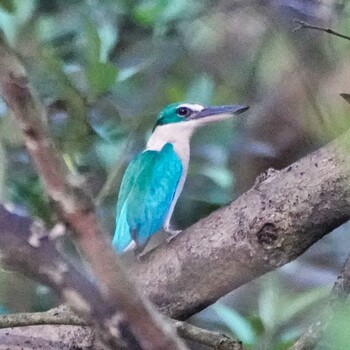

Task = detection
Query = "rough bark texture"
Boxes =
[131,134,350,319]
[0,325,103,350]
[0,308,243,350]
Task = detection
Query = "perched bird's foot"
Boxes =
[164,225,181,235]
[136,252,146,261]
[136,246,158,259]
[134,244,147,260]
[164,227,182,243]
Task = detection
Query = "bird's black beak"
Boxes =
[188,105,249,120]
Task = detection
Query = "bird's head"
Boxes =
[154,102,249,131]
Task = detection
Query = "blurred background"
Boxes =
[0,0,350,348]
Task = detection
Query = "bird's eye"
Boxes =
[176,107,192,117]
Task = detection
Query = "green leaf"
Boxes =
[258,277,281,331]
[95,140,127,169]
[201,165,233,188]
[92,119,125,142]
[98,21,118,63]
[160,0,201,23]
[84,18,101,65]
[133,0,202,26]
[259,277,329,334]
[132,0,165,26]
[9,176,54,225]
[278,287,328,325]
[0,0,15,13]
[324,304,350,349]
[273,339,296,350]
[213,303,256,345]
[86,62,118,97]
[0,115,24,146]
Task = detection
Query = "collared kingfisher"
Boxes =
[112,102,249,254]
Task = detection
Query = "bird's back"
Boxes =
[113,143,182,253]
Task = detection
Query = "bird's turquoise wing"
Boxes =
[113,143,182,252]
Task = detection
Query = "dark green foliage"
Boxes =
[0,0,15,13]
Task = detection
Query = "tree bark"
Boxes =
[0,325,103,350]
[0,307,244,350]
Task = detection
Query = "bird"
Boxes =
[112,102,249,254]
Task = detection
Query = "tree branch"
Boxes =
[0,324,102,350]
[174,321,244,350]
[293,19,350,41]
[0,35,187,349]
[0,306,244,349]
[130,131,350,319]
[0,306,84,328]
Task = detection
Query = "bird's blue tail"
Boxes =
[112,205,134,253]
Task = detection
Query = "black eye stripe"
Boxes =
[176,107,192,117]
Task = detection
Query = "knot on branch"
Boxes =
[28,220,47,248]
[9,71,28,88]
[3,71,30,105]
[256,223,278,246]
[23,127,39,141]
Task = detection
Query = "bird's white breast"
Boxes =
[146,122,193,164]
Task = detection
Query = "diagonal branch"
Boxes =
[293,19,350,41]
[0,35,187,350]
[0,203,134,348]
[130,131,350,319]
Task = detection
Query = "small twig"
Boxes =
[0,306,244,349]
[174,320,244,350]
[290,252,350,350]
[0,306,85,329]
[293,19,350,41]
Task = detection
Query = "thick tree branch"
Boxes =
[131,131,350,319]
[0,36,186,349]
